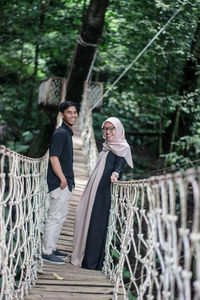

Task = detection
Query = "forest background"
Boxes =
[0,0,200,179]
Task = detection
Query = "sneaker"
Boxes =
[53,249,68,258]
[42,253,65,265]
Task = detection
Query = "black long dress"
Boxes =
[82,151,125,270]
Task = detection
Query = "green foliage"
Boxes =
[93,0,200,177]
[0,0,86,154]
[123,269,131,279]
[127,291,137,300]
[111,248,120,259]
[7,131,39,154]
[161,134,200,170]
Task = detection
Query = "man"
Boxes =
[42,101,78,264]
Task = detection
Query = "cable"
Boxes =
[86,48,98,83]
[89,5,183,113]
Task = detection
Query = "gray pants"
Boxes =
[42,186,72,255]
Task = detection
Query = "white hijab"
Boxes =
[102,117,133,168]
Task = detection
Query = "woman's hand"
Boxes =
[110,172,119,183]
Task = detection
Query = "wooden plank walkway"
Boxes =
[25,122,123,300]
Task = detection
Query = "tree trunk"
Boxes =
[65,0,109,105]
[169,105,181,154]
[17,41,24,97]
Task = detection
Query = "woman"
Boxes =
[71,117,133,270]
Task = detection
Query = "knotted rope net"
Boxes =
[78,81,100,175]
[103,167,200,300]
[0,145,49,300]
[82,81,103,109]
[38,77,67,106]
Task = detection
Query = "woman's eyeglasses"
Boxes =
[102,127,115,132]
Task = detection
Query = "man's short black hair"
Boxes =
[59,101,77,113]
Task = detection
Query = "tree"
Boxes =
[65,0,109,105]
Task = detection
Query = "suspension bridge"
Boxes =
[1,4,200,296]
[1,100,200,299]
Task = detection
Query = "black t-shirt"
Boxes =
[47,122,74,192]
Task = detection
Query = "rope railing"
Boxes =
[79,81,99,175]
[103,167,200,300]
[0,145,49,300]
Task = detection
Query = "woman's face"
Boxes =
[102,121,116,142]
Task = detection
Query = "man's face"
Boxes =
[61,106,78,127]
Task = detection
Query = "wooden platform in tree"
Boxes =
[25,122,123,300]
